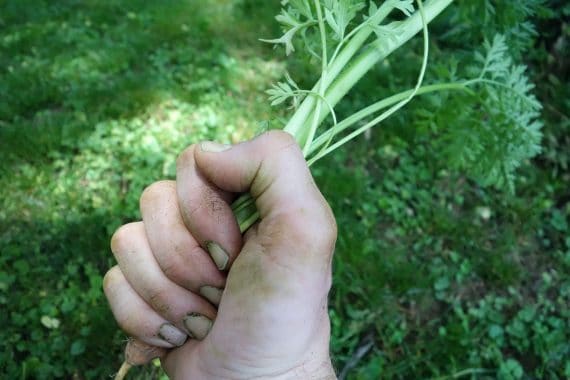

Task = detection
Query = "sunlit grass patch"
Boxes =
[1,1,568,379]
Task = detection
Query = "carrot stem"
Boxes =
[114,361,132,380]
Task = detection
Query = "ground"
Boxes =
[0,1,568,379]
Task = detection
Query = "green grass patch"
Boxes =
[1,1,569,379]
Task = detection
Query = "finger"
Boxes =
[103,266,187,348]
[194,130,337,269]
[176,145,243,271]
[111,222,216,340]
[140,180,226,305]
[124,339,168,366]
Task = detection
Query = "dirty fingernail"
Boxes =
[206,241,229,270]
[158,323,187,346]
[200,286,224,305]
[200,141,231,153]
[183,313,213,340]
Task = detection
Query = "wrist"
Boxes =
[277,358,337,380]
[188,361,337,380]
[183,348,336,380]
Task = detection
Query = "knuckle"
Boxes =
[146,287,171,315]
[110,222,143,255]
[322,204,338,250]
[159,255,186,284]
[102,266,122,293]
[176,145,195,170]
[309,210,336,254]
[158,245,203,289]
[264,129,297,145]
[160,259,179,281]
[261,130,299,155]
[140,180,174,210]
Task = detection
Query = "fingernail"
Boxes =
[200,286,224,305]
[158,323,187,346]
[200,141,231,153]
[206,241,229,270]
[183,313,213,340]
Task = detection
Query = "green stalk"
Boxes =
[287,0,454,143]
[304,0,328,155]
[328,0,453,107]
[310,0,433,164]
[307,82,470,156]
[284,1,398,144]
[234,0,455,231]
[232,194,258,232]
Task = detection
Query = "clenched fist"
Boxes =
[103,131,337,379]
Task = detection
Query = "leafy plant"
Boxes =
[233,0,543,230]
[3,1,566,379]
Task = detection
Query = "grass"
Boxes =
[1,1,569,379]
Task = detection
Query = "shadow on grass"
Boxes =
[0,0,279,167]
[0,2,281,377]
[0,211,127,378]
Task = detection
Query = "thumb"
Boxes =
[194,130,336,260]
[195,131,335,361]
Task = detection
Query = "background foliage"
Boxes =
[1,0,568,379]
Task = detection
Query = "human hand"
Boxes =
[104,131,337,379]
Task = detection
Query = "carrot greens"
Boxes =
[233,0,543,232]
